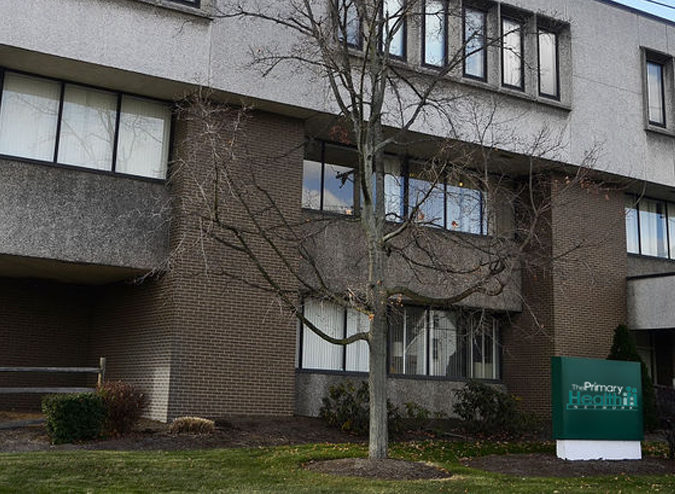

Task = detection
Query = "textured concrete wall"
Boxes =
[300,212,522,313]
[295,371,497,417]
[0,0,672,186]
[0,159,170,275]
[627,275,675,330]
[627,255,675,278]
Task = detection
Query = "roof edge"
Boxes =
[592,0,675,27]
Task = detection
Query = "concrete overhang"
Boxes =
[627,272,675,330]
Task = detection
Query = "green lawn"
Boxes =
[0,441,672,493]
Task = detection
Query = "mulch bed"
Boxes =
[466,453,675,477]
[1,414,673,479]
[304,458,451,480]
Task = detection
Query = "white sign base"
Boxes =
[556,440,642,461]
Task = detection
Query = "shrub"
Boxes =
[41,393,106,444]
[319,380,401,436]
[169,416,215,435]
[607,324,659,431]
[97,381,147,436]
[453,380,532,437]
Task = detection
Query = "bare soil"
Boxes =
[466,453,675,477]
[304,458,451,480]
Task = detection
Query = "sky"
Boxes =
[610,0,675,22]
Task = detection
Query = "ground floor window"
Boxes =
[297,299,501,380]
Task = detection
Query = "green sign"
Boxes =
[552,356,643,440]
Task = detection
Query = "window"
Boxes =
[501,18,523,90]
[389,307,500,379]
[382,0,406,59]
[538,29,558,99]
[167,0,201,7]
[0,70,171,179]
[298,299,501,380]
[646,60,666,127]
[625,196,675,259]
[299,299,369,372]
[302,142,356,214]
[423,0,446,67]
[303,142,487,234]
[336,0,360,48]
[463,7,487,80]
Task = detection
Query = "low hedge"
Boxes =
[41,393,106,444]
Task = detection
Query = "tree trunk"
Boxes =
[368,301,388,459]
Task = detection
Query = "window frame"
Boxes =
[335,0,362,50]
[166,0,201,7]
[421,0,448,69]
[646,59,667,128]
[537,27,560,100]
[297,299,502,382]
[500,16,525,91]
[462,5,488,82]
[0,67,173,182]
[626,194,675,261]
[380,0,407,61]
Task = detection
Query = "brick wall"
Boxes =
[0,278,92,410]
[503,179,627,415]
[165,105,304,418]
[89,277,175,421]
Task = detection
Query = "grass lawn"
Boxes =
[0,441,672,493]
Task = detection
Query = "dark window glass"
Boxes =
[464,8,486,79]
[647,61,665,126]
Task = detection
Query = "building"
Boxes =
[0,0,673,422]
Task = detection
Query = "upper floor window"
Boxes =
[167,0,201,7]
[382,0,406,59]
[626,196,675,260]
[423,0,447,67]
[538,29,559,99]
[0,70,171,180]
[302,142,356,215]
[502,17,524,90]
[463,7,487,80]
[302,141,488,236]
[336,0,361,48]
[647,60,666,127]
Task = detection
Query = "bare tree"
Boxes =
[170,1,603,459]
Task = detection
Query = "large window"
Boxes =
[389,307,499,379]
[299,299,370,372]
[538,29,559,99]
[382,0,406,59]
[463,7,487,80]
[501,17,523,90]
[298,299,501,380]
[626,196,675,259]
[0,70,171,179]
[646,60,666,127]
[302,142,488,235]
[423,0,446,67]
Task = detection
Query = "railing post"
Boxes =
[98,357,106,387]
